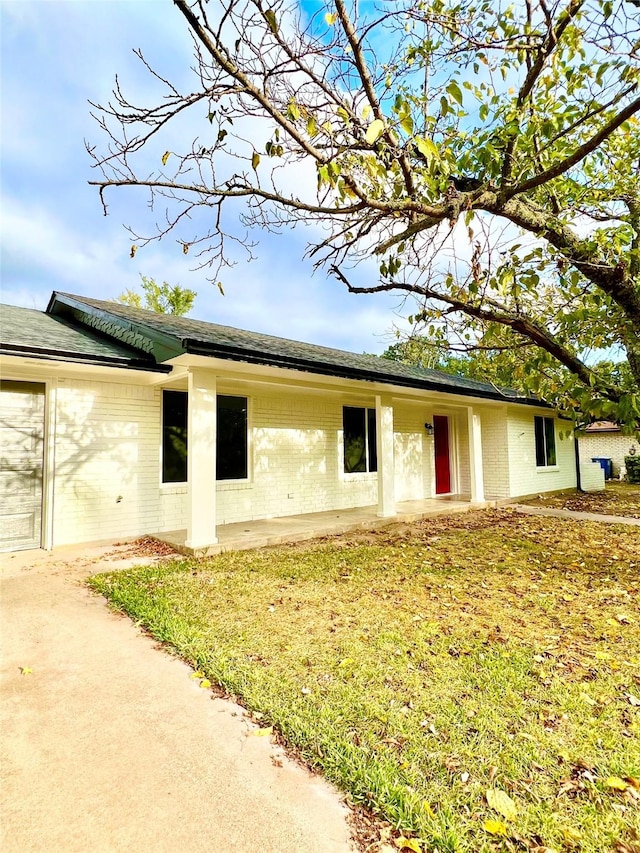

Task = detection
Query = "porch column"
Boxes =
[376,395,396,517]
[186,369,218,550]
[467,406,485,504]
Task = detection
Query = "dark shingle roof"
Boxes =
[1,303,166,371]
[46,291,544,405]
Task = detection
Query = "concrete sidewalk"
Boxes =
[0,546,353,853]
[512,503,640,526]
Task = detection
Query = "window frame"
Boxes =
[342,405,378,474]
[161,389,188,485]
[216,394,250,483]
[534,415,557,468]
[160,390,251,486]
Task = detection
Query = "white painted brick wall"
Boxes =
[453,410,471,497]
[578,432,640,478]
[158,486,188,532]
[393,404,428,502]
[480,407,510,499]
[580,462,605,492]
[507,408,576,498]
[53,378,162,545]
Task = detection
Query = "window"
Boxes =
[162,390,188,483]
[343,406,377,473]
[216,395,248,480]
[161,391,249,483]
[534,416,557,467]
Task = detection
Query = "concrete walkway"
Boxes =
[512,503,640,526]
[0,545,353,853]
[157,497,479,556]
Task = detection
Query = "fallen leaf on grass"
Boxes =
[190,670,204,679]
[606,777,629,791]
[486,788,517,820]
[254,726,274,737]
[19,666,33,675]
[613,839,640,853]
[561,826,583,846]
[199,679,211,689]
[484,819,507,836]
[395,837,421,852]
[626,693,640,706]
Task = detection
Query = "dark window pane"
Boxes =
[545,417,556,466]
[217,395,247,480]
[534,416,545,467]
[343,406,366,473]
[367,408,378,472]
[162,390,188,483]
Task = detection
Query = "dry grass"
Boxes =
[90,509,640,853]
[522,482,640,519]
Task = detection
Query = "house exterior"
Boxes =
[578,421,640,479]
[0,292,598,553]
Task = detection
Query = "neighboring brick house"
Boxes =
[579,422,640,479]
[1,292,596,553]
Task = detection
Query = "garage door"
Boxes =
[0,381,45,551]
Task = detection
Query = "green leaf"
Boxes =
[264,8,278,35]
[400,114,414,135]
[446,80,463,105]
[414,136,438,162]
[365,118,385,144]
[287,99,300,121]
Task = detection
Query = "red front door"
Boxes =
[434,415,451,495]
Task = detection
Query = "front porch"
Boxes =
[153,497,493,557]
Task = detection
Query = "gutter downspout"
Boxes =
[574,431,583,493]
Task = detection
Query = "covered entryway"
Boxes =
[0,381,45,551]
[433,414,451,495]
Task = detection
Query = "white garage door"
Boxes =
[0,381,46,552]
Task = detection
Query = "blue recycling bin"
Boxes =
[591,457,613,480]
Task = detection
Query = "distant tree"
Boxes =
[117,276,197,316]
[382,328,635,424]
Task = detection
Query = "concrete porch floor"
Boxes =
[154,497,491,557]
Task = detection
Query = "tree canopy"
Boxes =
[117,276,197,315]
[89,0,640,428]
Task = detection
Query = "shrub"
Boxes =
[625,454,640,483]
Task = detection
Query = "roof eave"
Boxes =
[0,344,171,373]
[182,339,550,408]
[48,292,185,363]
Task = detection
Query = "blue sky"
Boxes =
[0,0,405,354]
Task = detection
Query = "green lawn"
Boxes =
[90,509,640,853]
